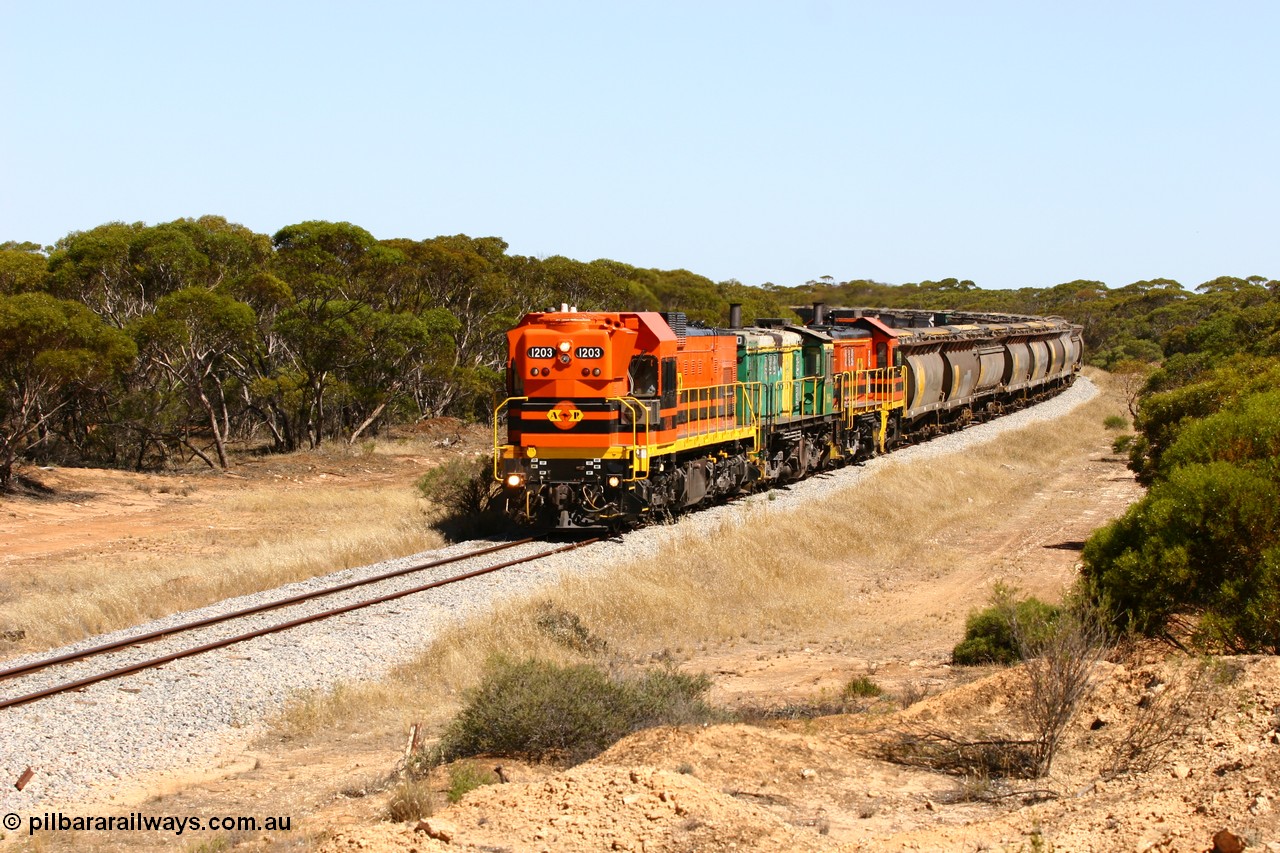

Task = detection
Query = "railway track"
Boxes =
[3,378,1099,807]
[0,536,599,712]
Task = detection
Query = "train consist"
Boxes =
[493,304,1082,530]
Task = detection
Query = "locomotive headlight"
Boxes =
[558,353,570,364]
[607,475,621,488]
[505,473,524,488]
[558,341,571,353]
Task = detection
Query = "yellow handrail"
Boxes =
[609,381,766,478]
[607,396,656,479]
[491,396,528,480]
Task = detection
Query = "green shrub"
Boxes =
[842,675,883,699]
[952,589,1062,666]
[436,658,718,765]
[1103,415,1128,431]
[1129,356,1280,485]
[1082,460,1280,652]
[446,761,499,803]
[1158,389,1280,477]
[1111,434,1135,454]
[416,453,508,540]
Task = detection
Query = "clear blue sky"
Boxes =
[3,1,1276,290]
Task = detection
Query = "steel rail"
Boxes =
[0,538,534,684]
[0,538,599,711]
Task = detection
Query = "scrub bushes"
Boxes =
[1084,379,1280,653]
[435,658,718,765]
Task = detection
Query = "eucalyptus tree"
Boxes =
[0,292,135,487]
[266,221,364,447]
[343,305,459,442]
[131,288,257,468]
[46,217,271,326]
[0,241,48,295]
[45,222,151,326]
[376,235,524,418]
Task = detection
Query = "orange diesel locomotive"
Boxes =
[495,307,758,529]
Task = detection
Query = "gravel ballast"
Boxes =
[0,377,1099,808]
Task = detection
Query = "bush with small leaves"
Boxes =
[416,453,508,540]
[1083,460,1280,652]
[842,675,883,699]
[436,658,718,766]
[446,761,499,803]
[1128,357,1280,485]
[952,587,1061,666]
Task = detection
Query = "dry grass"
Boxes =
[384,777,436,822]
[0,485,443,653]
[1104,656,1216,778]
[273,375,1128,743]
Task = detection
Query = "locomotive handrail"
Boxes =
[736,382,762,451]
[833,367,907,412]
[677,379,750,443]
[764,374,831,422]
[613,378,763,480]
[835,371,856,426]
[602,382,770,482]
[737,380,766,431]
[491,396,529,481]
[607,395,656,480]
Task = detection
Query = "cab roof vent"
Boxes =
[660,311,687,343]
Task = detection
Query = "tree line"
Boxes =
[0,217,794,486]
[2,215,1277,492]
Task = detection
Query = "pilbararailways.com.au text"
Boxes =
[6,811,292,836]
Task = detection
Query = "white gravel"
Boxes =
[0,377,1097,809]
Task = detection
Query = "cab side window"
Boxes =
[661,357,677,408]
[628,355,659,397]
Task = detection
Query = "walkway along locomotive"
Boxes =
[493,304,1082,530]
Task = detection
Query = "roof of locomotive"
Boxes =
[512,309,678,346]
[736,326,804,349]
